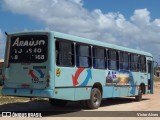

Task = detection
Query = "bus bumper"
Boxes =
[2,88,54,98]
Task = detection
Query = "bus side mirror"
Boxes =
[153,61,158,72]
[153,61,158,68]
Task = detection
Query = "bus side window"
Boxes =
[120,52,129,71]
[56,40,75,66]
[140,56,146,72]
[130,54,139,72]
[76,44,91,67]
[93,47,106,69]
[108,50,118,70]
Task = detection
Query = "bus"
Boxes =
[0,59,4,85]
[2,31,154,109]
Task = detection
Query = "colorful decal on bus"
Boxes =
[106,71,129,85]
[72,68,92,86]
[28,69,45,83]
[56,68,61,77]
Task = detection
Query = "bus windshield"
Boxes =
[9,35,48,63]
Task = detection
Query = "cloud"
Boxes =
[131,8,151,26]
[2,0,160,61]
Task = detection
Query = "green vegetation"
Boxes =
[0,86,47,105]
[0,96,30,105]
[0,86,30,105]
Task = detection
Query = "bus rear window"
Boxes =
[9,35,48,63]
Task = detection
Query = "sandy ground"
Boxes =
[0,82,160,120]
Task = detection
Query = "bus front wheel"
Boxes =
[135,87,142,101]
[86,88,102,109]
[49,98,67,107]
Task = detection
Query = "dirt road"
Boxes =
[0,82,160,119]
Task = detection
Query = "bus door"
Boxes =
[147,60,153,93]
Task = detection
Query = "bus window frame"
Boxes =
[139,55,146,73]
[76,43,92,68]
[108,49,119,70]
[55,38,148,73]
[55,38,75,67]
[119,51,130,71]
[92,46,107,69]
[130,53,140,72]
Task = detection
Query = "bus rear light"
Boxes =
[46,75,50,84]
[46,75,50,79]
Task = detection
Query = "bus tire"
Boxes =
[135,87,142,101]
[49,98,67,107]
[86,88,102,109]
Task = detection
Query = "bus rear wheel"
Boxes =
[135,87,142,101]
[86,88,102,109]
[49,98,67,107]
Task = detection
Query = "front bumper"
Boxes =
[2,88,54,98]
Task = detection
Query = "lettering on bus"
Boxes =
[9,35,48,63]
[12,37,45,47]
[29,69,45,84]
[106,71,129,85]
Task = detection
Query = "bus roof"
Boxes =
[9,31,152,57]
[53,31,152,57]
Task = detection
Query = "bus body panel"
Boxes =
[52,87,92,101]
[48,33,55,91]
[90,69,106,86]
[74,87,91,100]
[55,66,76,87]
[128,86,138,96]
[3,62,49,89]
[112,86,120,97]
[2,88,54,98]
[2,32,55,98]
[2,31,154,102]
[53,88,75,100]
[102,86,114,98]
[120,86,129,96]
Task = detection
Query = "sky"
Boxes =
[0,0,160,62]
